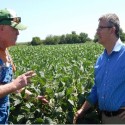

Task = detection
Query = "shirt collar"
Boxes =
[112,38,123,52]
[104,39,124,55]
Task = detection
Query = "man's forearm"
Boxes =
[0,82,17,98]
[81,100,92,111]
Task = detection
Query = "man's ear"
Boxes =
[110,26,116,34]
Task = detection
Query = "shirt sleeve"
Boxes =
[86,83,98,106]
[86,56,101,106]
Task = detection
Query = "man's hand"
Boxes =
[73,101,91,124]
[13,71,36,90]
[73,108,85,124]
[24,90,49,104]
[37,95,49,104]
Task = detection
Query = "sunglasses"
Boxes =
[0,17,21,23]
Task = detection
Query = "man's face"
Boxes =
[0,25,19,49]
[96,20,112,45]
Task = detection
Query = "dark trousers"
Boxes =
[102,112,125,124]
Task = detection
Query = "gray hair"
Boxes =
[99,13,120,38]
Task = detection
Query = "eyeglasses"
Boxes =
[0,17,21,23]
[97,26,112,31]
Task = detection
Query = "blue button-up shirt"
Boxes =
[87,39,125,111]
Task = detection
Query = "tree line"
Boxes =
[30,31,91,45]
[17,29,125,45]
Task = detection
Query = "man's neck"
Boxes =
[0,48,8,63]
[104,37,118,55]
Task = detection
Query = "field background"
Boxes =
[8,42,103,124]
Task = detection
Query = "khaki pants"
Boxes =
[102,112,125,124]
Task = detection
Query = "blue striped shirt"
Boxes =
[87,39,125,111]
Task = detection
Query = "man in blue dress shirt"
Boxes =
[73,13,125,124]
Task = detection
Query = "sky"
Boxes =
[1,0,125,42]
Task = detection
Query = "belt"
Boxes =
[102,109,125,117]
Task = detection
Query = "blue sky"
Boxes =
[1,0,125,42]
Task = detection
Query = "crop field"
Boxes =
[9,42,103,124]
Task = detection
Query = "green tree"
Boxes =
[59,35,66,44]
[93,34,98,43]
[31,37,42,45]
[79,33,90,43]
[120,28,125,42]
[44,35,60,45]
[65,34,73,44]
